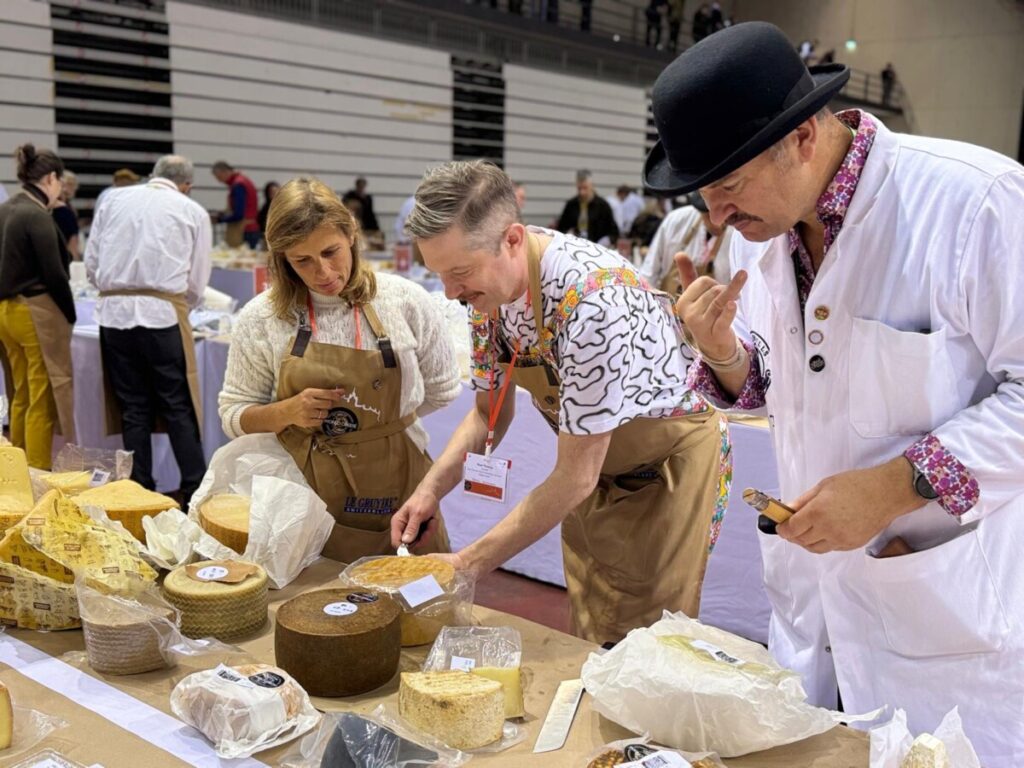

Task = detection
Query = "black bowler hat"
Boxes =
[644,22,850,195]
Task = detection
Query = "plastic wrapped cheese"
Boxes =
[170,663,320,759]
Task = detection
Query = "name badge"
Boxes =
[463,452,511,503]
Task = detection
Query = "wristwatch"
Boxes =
[911,464,939,500]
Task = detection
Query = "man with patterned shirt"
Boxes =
[645,22,1024,765]
[390,159,730,646]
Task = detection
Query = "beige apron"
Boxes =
[276,300,450,564]
[658,217,725,296]
[500,236,725,645]
[97,289,202,438]
[224,220,246,248]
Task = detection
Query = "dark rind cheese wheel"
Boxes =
[275,588,401,697]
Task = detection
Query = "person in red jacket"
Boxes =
[211,161,260,249]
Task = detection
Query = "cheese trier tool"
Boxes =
[742,487,796,535]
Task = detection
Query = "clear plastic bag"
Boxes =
[170,663,321,759]
[340,556,475,647]
[279,706,471,768]
[52,443,132,482]
[581,611,876,757]
[0,709,69,762]
[869,708,981,768]
[585,736,725,767]
[423,626,525,719]
[188,435,334,588]
[7,748,86,768]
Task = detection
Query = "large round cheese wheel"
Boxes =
[275,588,400,697]
[398,671,504,750]
[347,557,457,647]
[162,561,268,641]
[199,494,250,553]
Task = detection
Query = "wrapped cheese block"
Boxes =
[398,671,504,750]
[198,493,250,553]
[41,470,93,495]
[275,588,400,697]
[170,663,320,759]
[345,557,458,646]
[0,490,156,594]
[0,560,80,630]
[162,560,268,641]
[73,479,178,542]
[901,734,951,768]
[0,447,34,532]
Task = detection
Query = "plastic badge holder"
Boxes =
[279,706,471,768]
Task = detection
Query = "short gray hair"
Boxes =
[406,160,520,251]
[152,155,194,185]
[576,169,592,183]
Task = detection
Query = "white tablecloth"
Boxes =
[421,386,778,644]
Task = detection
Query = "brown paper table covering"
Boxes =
[0,558,867,767]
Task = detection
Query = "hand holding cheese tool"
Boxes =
[742,487,795,535]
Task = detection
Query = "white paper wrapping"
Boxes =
[869,708,981,768]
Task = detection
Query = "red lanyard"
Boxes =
[486,335,519,456]
[307,294,362,349]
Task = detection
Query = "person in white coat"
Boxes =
[640,190,733,293]
[644,22,1024,767]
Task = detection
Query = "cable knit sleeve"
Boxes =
[217,294,286,438]
[402,280,461,413]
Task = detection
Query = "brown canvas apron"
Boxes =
[97,289,203,438]
[499,235,725,645]
[224,220,246,248]
[276,299,450,564]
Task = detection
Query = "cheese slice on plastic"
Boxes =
[0,680,12,749]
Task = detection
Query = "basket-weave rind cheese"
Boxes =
[73,479,178,542]
[198,494,250,553]
[82,603,177,675]
[347,557,457,646]
[398,671,504,750]
[162,561,268,641]
[275,588,400,697]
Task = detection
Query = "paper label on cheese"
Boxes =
[620,751,691,768]
[215,663,256,688]
[185,560,258,583]
[450,655,476,671]
[89,469,111,487]
[248,670,286,689]
[689,639,744,666]
[323,601,358,616]
[398,574,445,608]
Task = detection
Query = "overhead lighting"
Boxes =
[845,38,858,52]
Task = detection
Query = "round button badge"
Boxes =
[809,355,826,372]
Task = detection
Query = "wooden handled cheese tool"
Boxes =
[742,487,796,535]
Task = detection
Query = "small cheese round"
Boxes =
[347,557,458,647]
[83,605,176,675]
[275,588,400,697]
[199,494,251,553]
[162,561,268,641]
[398,671,504,750]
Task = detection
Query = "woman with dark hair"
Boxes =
[256,180,279,241]
[0,144,76,468]
[218,177,460,561]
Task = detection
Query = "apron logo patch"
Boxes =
[750,331,772,392]
[343,496,398,515]
[322,407,359,436]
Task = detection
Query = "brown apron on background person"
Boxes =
[224,220,251,248]
[97,289,203,438]
[500,235,726,645]
[276,300,450,564]
[0,294,77,442]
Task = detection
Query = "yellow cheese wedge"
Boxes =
[42,470,94,495]
[0,447,34,525]
[0,490,156,592]
[198,494,250,553]
[472,666,525,718]
[0,680,11,749]
[73,479,178,542]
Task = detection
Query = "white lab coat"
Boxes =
[721,120,1024,767]
[641,205,733,288]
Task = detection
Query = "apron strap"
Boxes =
[308,410,416,450]
[361,303,397,369]
[99,288,187,313]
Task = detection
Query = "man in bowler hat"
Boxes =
[645,21,1024,766]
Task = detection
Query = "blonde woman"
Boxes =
[218,177,460,560]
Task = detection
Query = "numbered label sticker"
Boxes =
[450,655,476,672]
[323,601,358,617]
[196,565,230,581]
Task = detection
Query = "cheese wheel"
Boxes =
[0,448,33,533]
[275,588,400,697]
[348,557,458,646]
[162,561,268,641]
[73,479,178,542]
[82,602,177,675]
[199,494,250,553]
[398,671,504,750]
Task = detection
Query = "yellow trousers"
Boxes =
[0,299,56,469]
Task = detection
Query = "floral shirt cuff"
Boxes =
[686,340,768,410]
[904,434,980,517]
